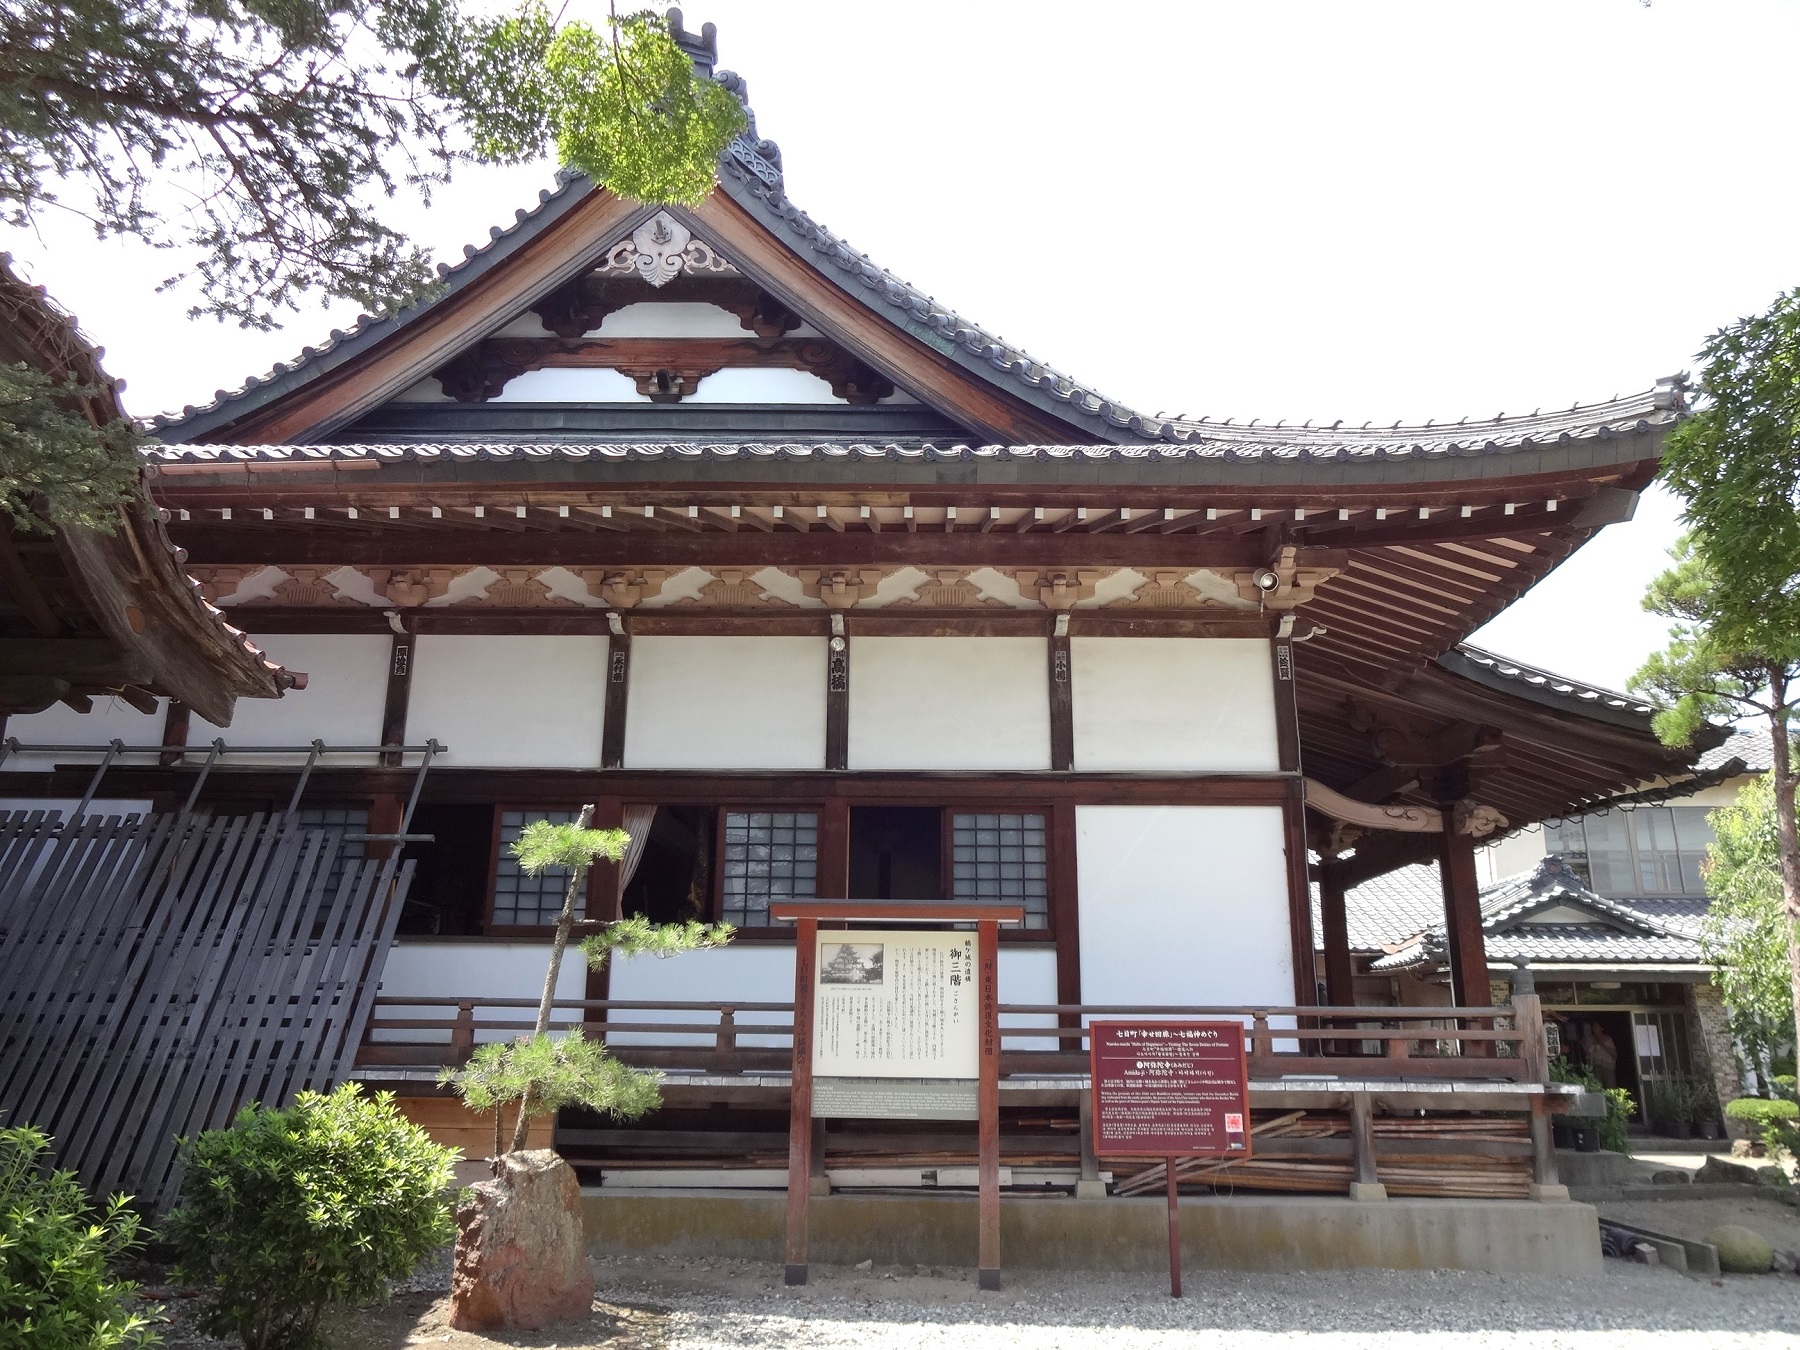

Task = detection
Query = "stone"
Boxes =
[1706,1224,1774,1275]
[1772,1249,1798,1276]
[1759,1167,1794,1189]
[1650,1169,1693,1186]
[451,1150,593,1332]
[853,1258,873,1272]
[1698,1155,1766,1186]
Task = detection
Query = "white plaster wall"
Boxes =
[1000,946,1058,1051]
[625,636,826,769]
[491,368,646,401]
[408,634,606,768]
[608,945,796,1047]
[1071,638,1278,772]
[685,368,842,404]
[195,633,390,761]
[375,940,586,1044]
[3,695,167,770]
[1076,806,1296,1012]
[848,637,1050,771]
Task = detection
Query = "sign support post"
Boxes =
[1090,1021,1252,1300]
[782,914,818,1286]
[773,900,1023,1292]
[976,916,1001,1291]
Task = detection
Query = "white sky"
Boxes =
[9,0,1799,692]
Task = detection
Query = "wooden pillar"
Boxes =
[1318,864,1355,1008]
[1050,800,1081,1014]
[1282,779,1317,1007]
[584,797,625,1020]
[1439,826,1488,1010]
[1048,620,1073,772]
[825,622,849,771]
[380,628,413,768]
[601,619,631,769]
[1269,636,1301,774]
[365,793,403,863]
[977,917,1002,1290]
[816,799,849,900]
[783,915,818,1285]
[1348,1091,1386,1202]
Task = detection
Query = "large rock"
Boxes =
[451,1149,594,1331]
[1698,1155,1767,1186]
[1707,1224,1774,1275]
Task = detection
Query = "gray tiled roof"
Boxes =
[1365,855,1705,972]
[143,21,1688,458]
[1446,645,1655,718]
[1311,862,1448,953]
[1698,727,1772,774]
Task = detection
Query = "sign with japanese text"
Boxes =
[811,930,979,1081]
[1090,1020,1251,1157]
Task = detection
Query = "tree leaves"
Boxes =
[509,819,627,876]
[439,1028,662,1123]
[0,362,140,533]
[1699,773,1794,1081]
[581,914,733,969]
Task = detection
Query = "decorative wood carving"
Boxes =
[1228,545,1342,609]
[888,569,1001,609]
[687,569,797,607]
[1014,569,1103,611]
[1118,570,1227,608]
[532,273,798,341]
[381,568,456,607]
[1453,799,1510,840]
[431,336,894,404]
[191,567,254,604]
[1302,779,1442,834]
[594,212,736,287]
[598,570,666,609]
[797,568,884,610]
[466,568,570,608]
[272,568,356,606]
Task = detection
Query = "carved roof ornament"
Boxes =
[1014,569,1103,611]
[381,568,455,607]
[1453,799,1510,840]
[1229,545,1341,609]
[596,212,737,288]
[798,568,884,610]
[599,570,666,609]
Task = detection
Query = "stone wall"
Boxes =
[1690,982,1746,1139]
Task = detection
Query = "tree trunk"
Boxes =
[509,803,595,1155]
[1767,675,1800,1090]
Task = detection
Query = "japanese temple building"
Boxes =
[0,13,1739,1260]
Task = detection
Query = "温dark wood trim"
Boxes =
[1439,826,1488,1008]
[1282,779,1317,1007]
[1050,800,1080,1015]
[159,701,190,767]
[817,799,849,900]
[1270,638,1301,774]
[825,630,848,771]
[380,628,413,769]
[1048,628,1073,772]
[1317,863,1354,1006]
[366,792,403,862]
[602,626,631,769]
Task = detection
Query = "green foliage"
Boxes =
[162,1084,455,1350]
[0,363,140,534]
[581,914,733,968]
[1548,1056,1636,1153]
[509,820,628,876]
[2,0,744,327]
[461,6,746,207]
[0,1125,158,1350]
[439,1028,661,1125]
[1726,1096,1800,1159]
[1700,774,1795,1046]
[1631,535,1800,749]
[1662,288,1800,657]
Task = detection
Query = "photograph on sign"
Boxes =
[1090,1020,1252,1158]
[812,930,978,1080]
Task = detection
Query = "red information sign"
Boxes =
[1090,1020,1252,1158]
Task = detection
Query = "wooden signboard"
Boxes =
[1090,1021,1251,1297]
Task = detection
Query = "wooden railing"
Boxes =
[360,995,1545,1084]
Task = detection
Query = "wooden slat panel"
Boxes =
[0,810,414,1213]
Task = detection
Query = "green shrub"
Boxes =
[0,1125,159,1350]
[1726,1096,1800,1159]
[163,1084,456,1350]
[1548,1056,1635,1153]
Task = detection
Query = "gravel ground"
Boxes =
[132,1250,1800,1348]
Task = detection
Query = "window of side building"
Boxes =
[1546,805,1713,896]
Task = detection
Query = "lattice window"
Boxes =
[951,812,1049,930]
[721,811,817,928]
[492,808,584,927]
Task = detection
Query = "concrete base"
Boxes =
[1528,1183,1571,1203]
[1074,1180,1108,1200]
[584,1191,1600,1276]
[1348,1182,1388,1203]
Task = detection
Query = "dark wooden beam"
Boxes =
[380,628,413,768]
[825,625,848,771]
[1317,864,1355,1006]
[1283,779,1317,1007]
[1270,637,1301,774]
[159,701,190,767]
[1050,799,1081,1015]
[601,622,631,769]
[1048,625,1073,772]
[1439,826,1488,1010]
[817,799,849,900]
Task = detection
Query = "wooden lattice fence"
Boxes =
[0,810,413,1212]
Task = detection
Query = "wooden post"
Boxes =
[451,1001,476,1065]
[1318,864,1355,1009]
[1048,621,1074,772]
[1527,1094,1567,1201]
[1166,1157,1182,1298]
[825,623,849,771]
[1076,1087,1104,1198]
[1511,961,1567,1200]
[784,915,818,1286]
[977,917,1002,1291]
[365,793,403,863]
[380,628,413,768]
[1348,1090,1386,1202]
[1438,826,1490,1048]
[601,621,631,769]
[159,701,190,767]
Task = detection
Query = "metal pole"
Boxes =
[283,740,325,818]
[180,740,225,817]
[71,740,124,823]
